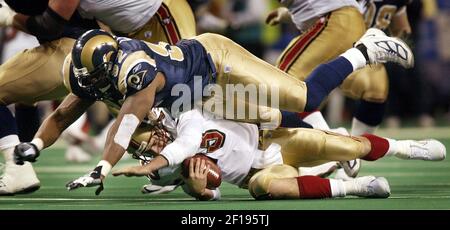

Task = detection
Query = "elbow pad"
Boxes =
[26,7,67,41]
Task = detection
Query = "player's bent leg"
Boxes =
[197,33,307,111]
[248,165,299,200]
[130,0,196,44]
[197,30,412,124]
[340,64,389,136]
[277,6,365,80]
[197,33,354,120]
[0,38,73,105]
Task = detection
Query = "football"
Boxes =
[182,154,222,189]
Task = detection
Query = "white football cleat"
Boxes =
[395,139,446,161]
[355,28,414,68]
[338,159,361,178]
[0,162,40,195]
[352,176,391,198]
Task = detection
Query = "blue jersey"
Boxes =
[358,0,411,30]
[63,37,216,114]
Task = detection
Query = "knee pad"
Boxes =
[248,171,274,200]
[248,165,298,199]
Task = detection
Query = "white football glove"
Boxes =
[0,1,16,27]
[265,7,291,26]
[66,166,104,195]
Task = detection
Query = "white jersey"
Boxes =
[78,0,163,33]
[200,119,259,185]
[160,109,283,186]
[280,0,359,31]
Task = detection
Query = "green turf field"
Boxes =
[1,127,449,210]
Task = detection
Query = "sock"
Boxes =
[343,179,360,196]
[385,138,399,157]
[340,47,367,71]
[361,134,390,161]
[0,106,21,163]
[304,57,354,111]
[297,176,333,199]
[279,110,313,128]
[15,104,41,142]
[352,101,386,135]
[329,179,346,197]
[301,111,330,130]
[351,118,377,135]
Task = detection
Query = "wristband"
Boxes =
[97,160,112,177]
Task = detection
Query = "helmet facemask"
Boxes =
[130,122,174,163]
[74,54,116,97]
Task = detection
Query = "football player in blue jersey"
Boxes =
[14,28,413,194]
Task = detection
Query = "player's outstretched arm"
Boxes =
[67,74,165,195]
[112,155,169,177]
[100,75,163,171]
[14,94,93,165]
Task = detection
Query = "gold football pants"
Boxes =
[262,128,369,167]
[277,6,388,102]
[248,164,299,199]
[195,33,308,125]
[0,38,74,105]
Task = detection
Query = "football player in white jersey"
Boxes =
[50,104,440,200]
[108,107,445,200]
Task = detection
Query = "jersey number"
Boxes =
[147,41,184,61]
[200,130,226,153]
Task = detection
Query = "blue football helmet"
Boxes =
[71,29,119,95]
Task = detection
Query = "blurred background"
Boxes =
[1,0,449,130]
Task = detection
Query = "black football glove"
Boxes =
[14,142,40,165]
[66,166,104,195]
